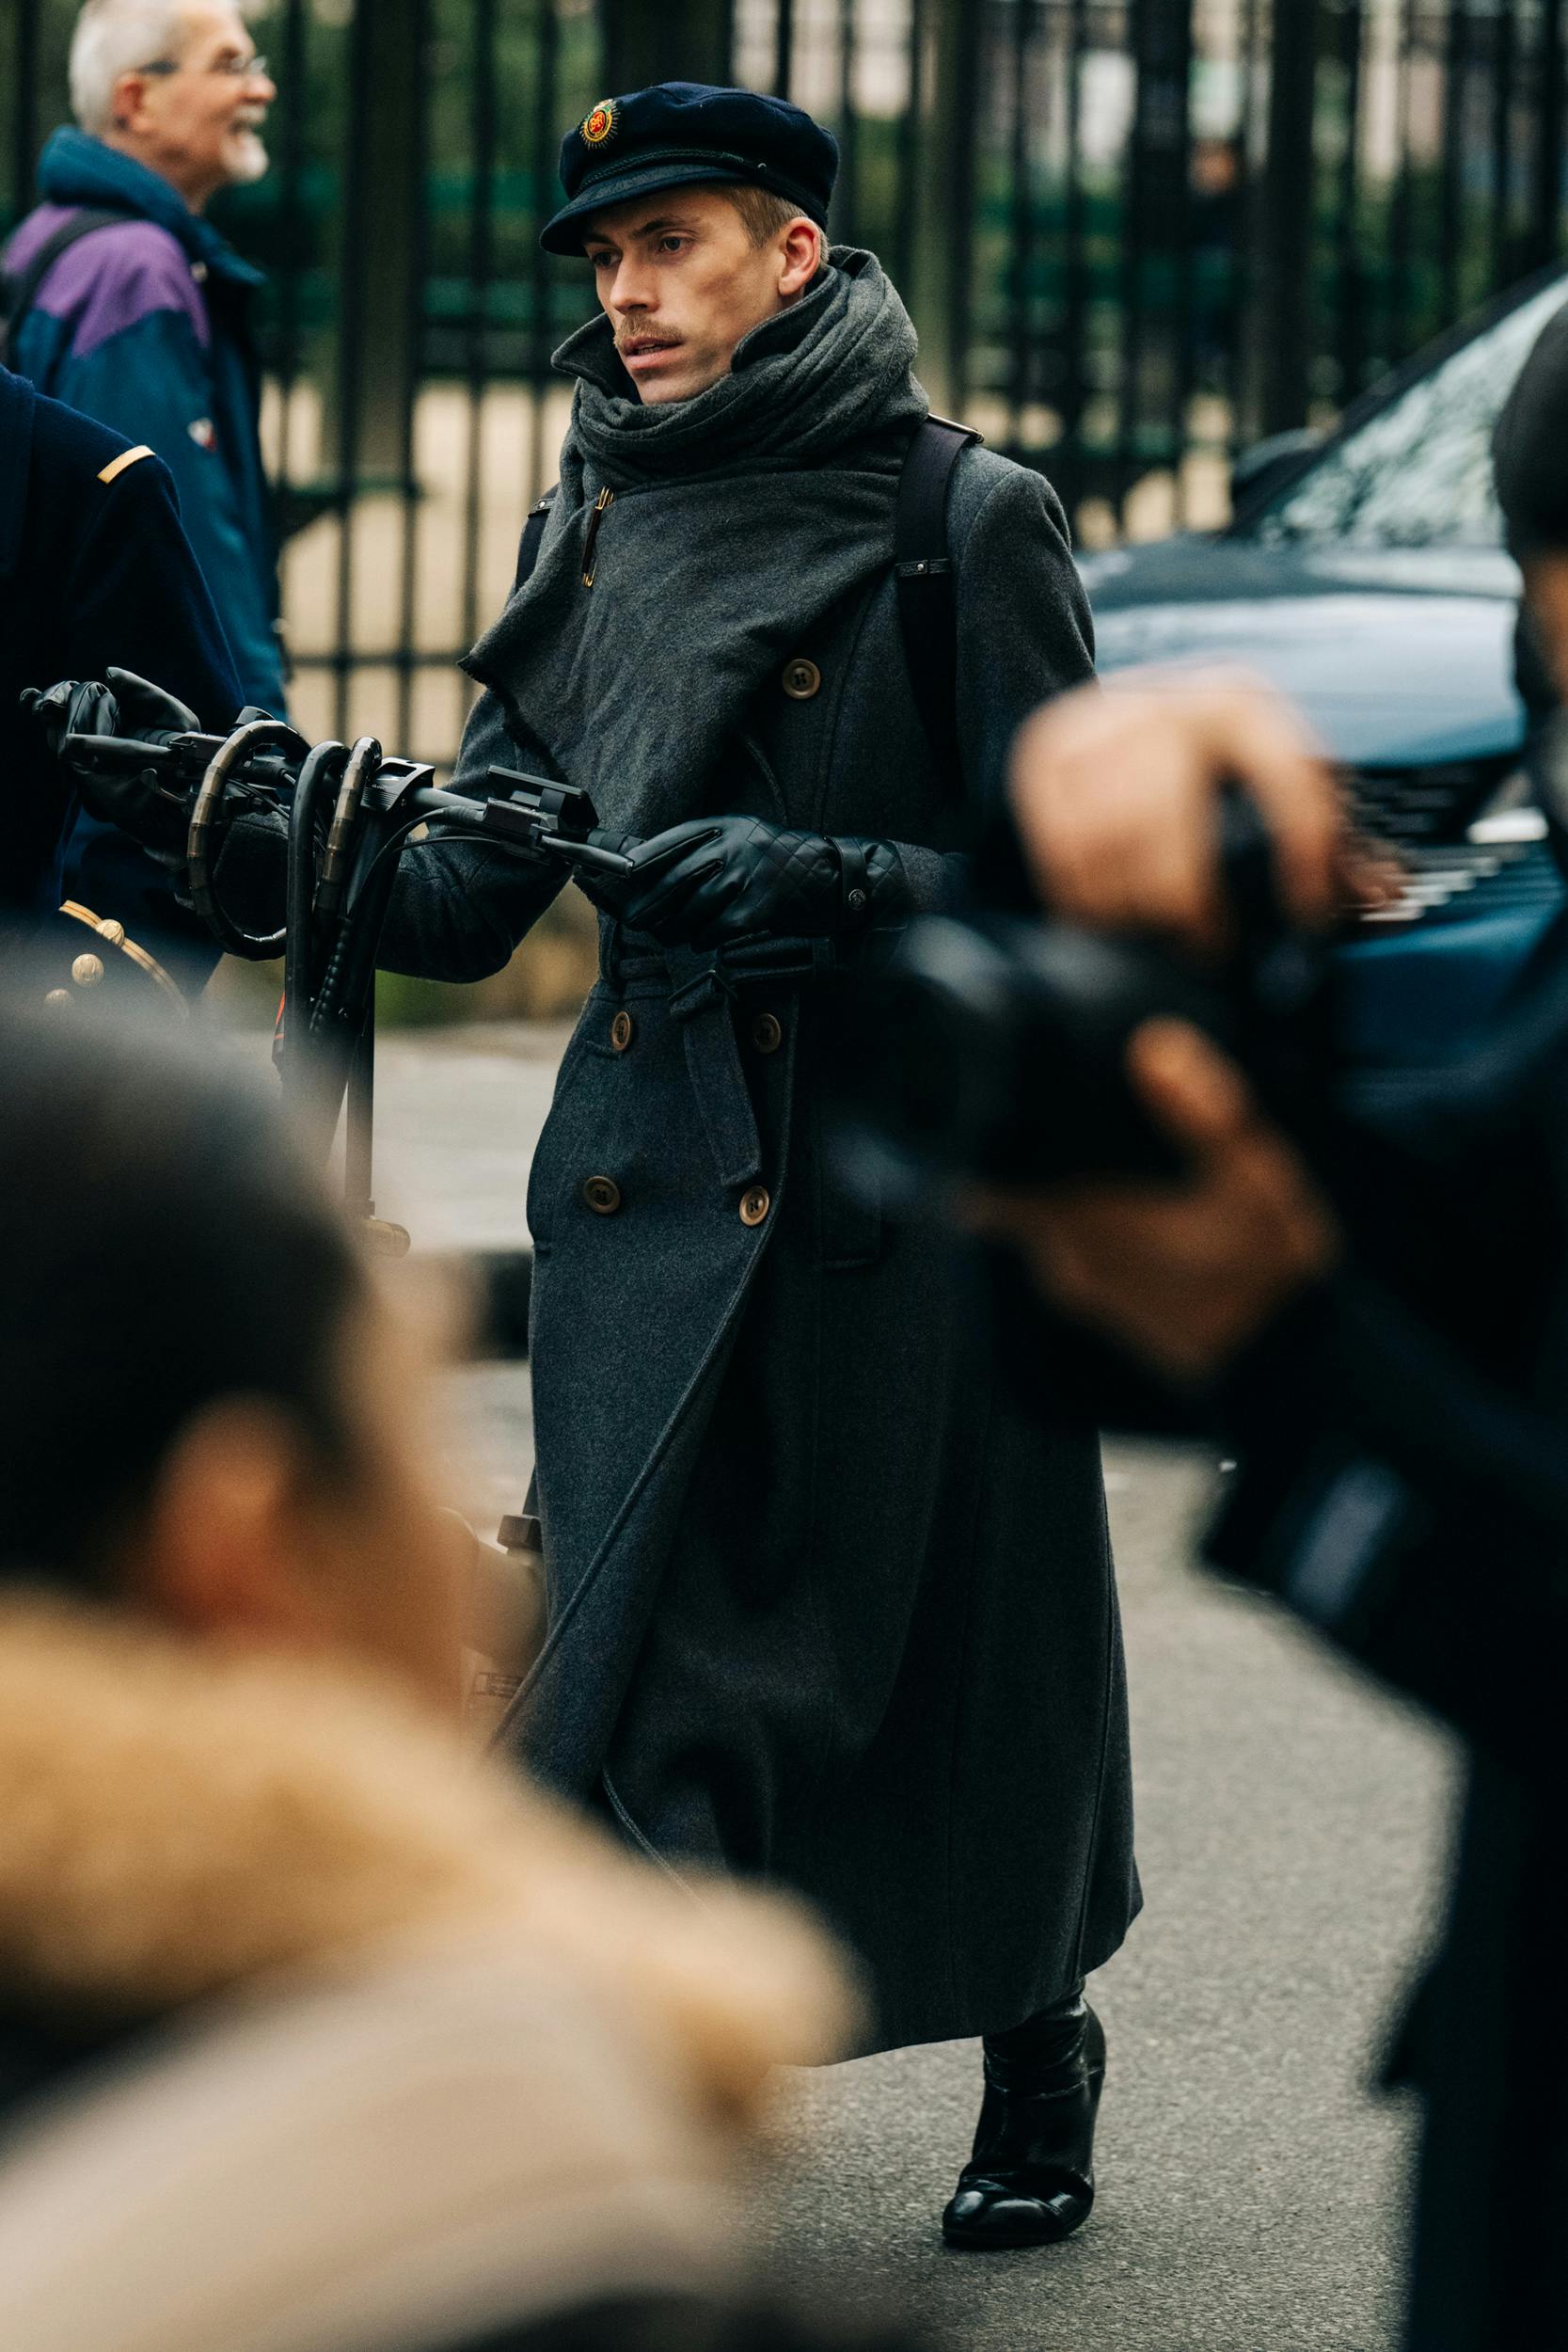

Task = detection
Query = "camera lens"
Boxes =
[826,914,1232,1204]
[826,918,1044,1201]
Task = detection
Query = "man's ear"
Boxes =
[128,1400,326,1648]
[108,70,157,135]
[778,220,822,301]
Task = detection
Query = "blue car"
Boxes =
[1078,270,1568,1067]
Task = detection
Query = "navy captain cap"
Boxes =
[541,81,838,256]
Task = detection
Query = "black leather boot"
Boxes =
[941,1993,1105,2250]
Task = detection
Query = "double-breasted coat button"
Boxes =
[582,1174,623,1215]
[610,1009,635,1052]
[750,1010,783,1055]
[739,1185,770,1227]
[781,657,821,700]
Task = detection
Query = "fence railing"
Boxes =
[6,0,1567,765]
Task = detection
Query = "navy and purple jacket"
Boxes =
[5,130,284,713]
[0,364,240,982]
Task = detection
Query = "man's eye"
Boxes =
[589,252,615,270]
[658,236,688,255]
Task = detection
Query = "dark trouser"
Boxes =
[984,1984,1089,2084]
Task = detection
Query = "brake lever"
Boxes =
[545,835,636,877]
[58,729,296,795]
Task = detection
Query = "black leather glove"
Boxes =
[581,815,912,949]
[29,665,202,755]
[25,667,208,857]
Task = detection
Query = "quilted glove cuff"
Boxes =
[721,826,911,936]
[832,835,912,933]
[576,815,913,949]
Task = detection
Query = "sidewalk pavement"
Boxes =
[444,1376,1451,2352]
[371,1019,570,1256]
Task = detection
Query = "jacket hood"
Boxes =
[35,128,263,287]
[0,1595,856,2121]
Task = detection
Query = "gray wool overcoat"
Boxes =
[372,440,1140,2054]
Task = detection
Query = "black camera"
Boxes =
[828,794,1334,1202]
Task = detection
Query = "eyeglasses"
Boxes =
[136,54,271,82]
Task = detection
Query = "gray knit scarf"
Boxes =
[462,248,927,835]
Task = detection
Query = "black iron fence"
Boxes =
[6,0,1568,764]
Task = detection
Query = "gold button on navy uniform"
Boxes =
[781,657,821,700]
[582,1174,622,1216]
[610,1009,635,1052]
[750,1011,783,1055]
[739,1185,770,1227]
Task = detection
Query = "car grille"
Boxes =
[1349,758,1517,849]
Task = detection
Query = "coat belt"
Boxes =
[603,929,838,993]
[597,932,826,1195]
[651,940,765,1193]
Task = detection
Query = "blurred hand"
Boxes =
[969,1019,1339,1383]
[1008,669,1398,956]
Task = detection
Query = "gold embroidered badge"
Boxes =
[581,101,616,148]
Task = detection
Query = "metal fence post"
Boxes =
[1331,0,1366,405]
[1250,0,1325,433]
[599,1,733,90]
[931,0,985,416]
[1258,0,1323,434]
[336,0,426,486]
[1117,0,1196,513]
[9,0,40,230]
[1527,0,1565,273]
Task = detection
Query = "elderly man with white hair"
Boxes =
[3,2,284,721]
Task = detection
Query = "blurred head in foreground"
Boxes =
[0,995,863,2352]
[0,993,467,1706]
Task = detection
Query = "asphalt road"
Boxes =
[398,1023,1456,2352]
[443,1369,1454,2352]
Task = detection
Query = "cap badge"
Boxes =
[581,101,617,148]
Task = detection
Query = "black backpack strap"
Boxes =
[511,487,557,595]
[0,208,129,362]
[895,413,981,787]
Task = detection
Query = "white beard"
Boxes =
[226,130,270,186]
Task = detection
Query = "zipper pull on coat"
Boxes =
[582,487,614,588]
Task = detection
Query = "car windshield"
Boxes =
[1249,274,1568,551]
